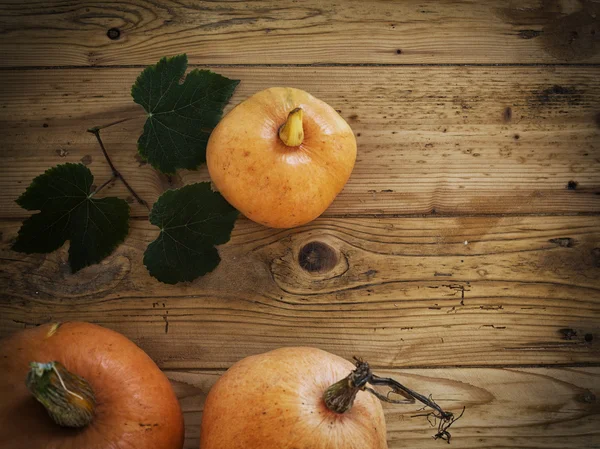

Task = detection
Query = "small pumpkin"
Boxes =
[0,322,184,449]
[200,347,386,448]
[207,87,357,228]
[200,347,460,448]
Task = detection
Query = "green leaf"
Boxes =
[131,54,240,174]
[13,163,130,272]
[144,182,239,284]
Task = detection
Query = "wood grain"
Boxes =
[2,216,599,368]
[1,0,599,67]
[1,66,599,218]
[2,1,599,446]
[167,367,600,448]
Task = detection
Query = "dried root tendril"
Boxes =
[352,357,465,443]
[413,406,466,443]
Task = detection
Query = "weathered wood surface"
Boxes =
[168,367,600,449]
[1,66,599,218]
[1,0,599,67]
[2,216,599,368]
[1,1,599,447]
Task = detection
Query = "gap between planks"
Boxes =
[3,212,600,221]
[162,362,600,372]
[1,63,600,71]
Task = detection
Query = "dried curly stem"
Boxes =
[323,357,464,443]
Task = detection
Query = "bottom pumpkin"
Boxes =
[0,322,184,449]
[200,347,388,449]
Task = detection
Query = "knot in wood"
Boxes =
[107,28,121,40]
[298,241,337,273]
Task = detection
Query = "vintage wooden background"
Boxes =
[1,0,599,447]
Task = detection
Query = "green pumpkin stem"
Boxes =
[278,108,304,147]
[26,361,96,428]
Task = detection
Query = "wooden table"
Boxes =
[1,1,599,447]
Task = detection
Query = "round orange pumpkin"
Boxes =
[0,322,184,449]
[207,87,357,228]
[200,347,388,449]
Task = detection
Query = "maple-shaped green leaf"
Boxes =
[131,54,240,174]
[12,163,130,273]
[144,182,239,284]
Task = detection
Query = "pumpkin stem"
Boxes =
[26,361,96,428]
[323,358,464,442]
[323,359,372,413]
[278,108,304,147]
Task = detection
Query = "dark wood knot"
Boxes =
[575,390,596,404]
[592,248,600,267]
[107,28,121,40]
[298,241,338,273]
[548,237,576,248]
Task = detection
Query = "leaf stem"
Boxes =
[89,175,117,198]
[87,123,149,210]
[87,116,137,132]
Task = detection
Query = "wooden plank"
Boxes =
[1,0,599,66]
[2,216,599,368]
[168,367,600,449]
[0,66,599,218]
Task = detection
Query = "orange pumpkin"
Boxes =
[0,322,184,449]
[207,87,357,228]
[200,347,388,449]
